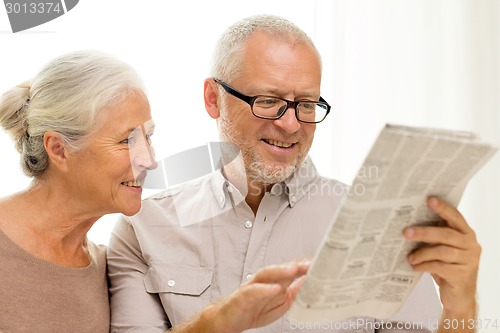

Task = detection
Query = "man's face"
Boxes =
[218,31,322,185]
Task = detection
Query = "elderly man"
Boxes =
[108,14,480,333]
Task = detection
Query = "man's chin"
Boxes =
[248,162,297,185]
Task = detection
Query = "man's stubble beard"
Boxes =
[217,103,311,186]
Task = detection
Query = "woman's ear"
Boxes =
[43,131,68,172]
[204,78,221,119]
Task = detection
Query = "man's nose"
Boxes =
[273,106,301,133]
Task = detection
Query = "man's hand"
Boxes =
[404,197,480,332]
[173,260,309,333]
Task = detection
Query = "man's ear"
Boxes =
[204,78,221,119]
[43,131,69,172]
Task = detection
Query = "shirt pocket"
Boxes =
[144,263,213,327]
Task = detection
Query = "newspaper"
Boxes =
[288,123,498,323]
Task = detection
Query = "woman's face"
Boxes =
[66,90,156,217]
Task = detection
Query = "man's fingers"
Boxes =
[238,283,283,302]
[287,275,306,300]
[408,244,477,266]
[403,225,470,249]
[236,260,310,316]
[427,196,472,233]
[409,259,478,292]
[248,260,310,284]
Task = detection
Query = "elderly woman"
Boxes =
[0,50,307,332]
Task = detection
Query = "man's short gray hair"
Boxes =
[209,14,321,83]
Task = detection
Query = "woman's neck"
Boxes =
[0,181,100,267]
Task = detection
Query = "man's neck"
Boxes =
[245,179,271,215]
[221,166,270,215]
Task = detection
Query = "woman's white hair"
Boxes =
[209,14,321,82]
[0,50,145,177]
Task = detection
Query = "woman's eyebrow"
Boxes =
[118,123,155,137]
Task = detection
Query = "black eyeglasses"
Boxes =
[213,78,331,124]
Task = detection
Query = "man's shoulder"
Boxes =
[296,172,348,199]
[127,171,220,226]
[292,156,348,193]
[143,171,217,203]
[86,240,108,265]
[315,174,347,186]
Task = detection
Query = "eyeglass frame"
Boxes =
[213,78,331,124]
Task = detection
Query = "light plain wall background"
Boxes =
[1,1,499,331]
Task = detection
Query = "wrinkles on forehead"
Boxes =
[233,33,321,101]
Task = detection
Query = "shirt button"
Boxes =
[227,186,233,193]
[246,273,252,280]
[244,220,253,229]
[167,279,175,287]
[219,195,224,203]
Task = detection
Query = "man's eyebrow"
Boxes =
[257,88,319,99]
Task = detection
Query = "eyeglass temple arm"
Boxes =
[213,78,254,106]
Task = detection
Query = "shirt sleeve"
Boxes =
[107,215,169,332]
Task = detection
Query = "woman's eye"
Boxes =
[120,137,136,145]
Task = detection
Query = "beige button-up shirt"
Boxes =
[107,157,441,332]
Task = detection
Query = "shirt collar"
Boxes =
[210,169,229,209]
[282,155,319,207]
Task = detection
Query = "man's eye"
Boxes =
[263,99,277,104]
[256,98,279,108]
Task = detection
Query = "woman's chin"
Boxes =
[118,201,142,217]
